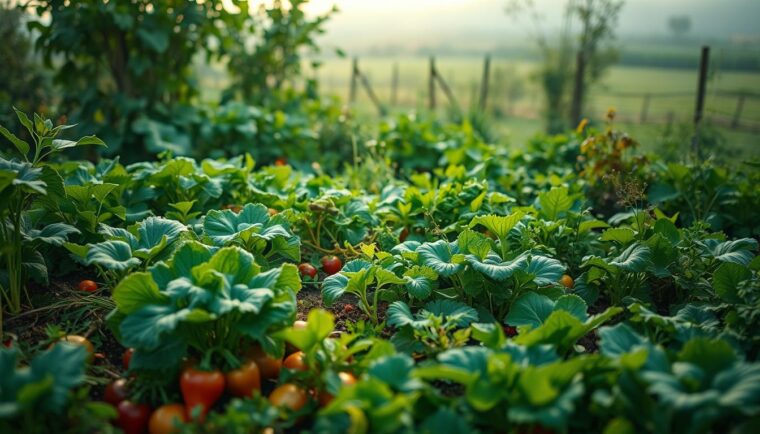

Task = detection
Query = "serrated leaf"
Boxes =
[538,187,573,220]
[469,211,524,241]
[86,240,141,271]
[609,243,652,272]
[418,240,465,277]
[713,262,751,303]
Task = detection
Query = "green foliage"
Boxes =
[28,0,246,159]
[110,241,301,370]
[0,110,103,330]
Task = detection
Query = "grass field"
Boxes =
[312,56,760,159]
[198,54,760,160]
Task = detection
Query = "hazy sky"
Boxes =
[296,0,760,53]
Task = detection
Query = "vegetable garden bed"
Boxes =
[2,109,760,434]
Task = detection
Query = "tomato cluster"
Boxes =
[102,317,356,434]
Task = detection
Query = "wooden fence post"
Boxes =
[732,93,746,128]
[435,71,461,114]
[569,50,586,127]
[429,57,436,110]
[692,46,710,158]
[640,94,651,123]
[479,55,491,112]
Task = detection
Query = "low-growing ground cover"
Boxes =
[1,109,759,434]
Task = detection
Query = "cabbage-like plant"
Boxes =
[108,241,301,370]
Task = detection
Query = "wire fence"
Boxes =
[315,50,760,135]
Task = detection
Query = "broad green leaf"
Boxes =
[701,238,758,265]
[712,262,751,303]
[578,219,609,234]
[467,253,527,281]
[554,295,589,322]
[600,227,636,244]
[678,338,737,376]
[403,266,438,300]
[469,211,524,241]
[28,343,87,414]
[654,218,680,244]
[418,240,465,277]
[609,243,652,272]
[113,272,167,314]
[277,309,334,352]
[538,187,573,220]
[374,268,406,288]
[522,255,565,286]
[0,158,46,194]
[505,292,554,328]
[26,223,80,246]
[86,240,140,271]
[423,299,478,325]
[0,125,30,156]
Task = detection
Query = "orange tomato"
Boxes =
[225,361,261,398]
[283,351,307,372]
[559,274,574,289]
[269,384,307,411]
[246,345,282,380]
[148,404,187,434]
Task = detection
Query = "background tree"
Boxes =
[224,0,335,105]
[28,0,247,160]
[668,15,692,39]
[568,0,624,126]
[507,0,623,133]
[0,2,49,135]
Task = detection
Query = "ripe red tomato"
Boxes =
[318,372,357,406]
[246,345,282,380]
[269,383,308,411]
[298,263,317,279]
[78,279,98,292]
[274,158,287,166]
[559,274,574,289]
[320,256,342,276]
[148,404,187,434]
[123,348,134,370]
[283,351,307,372]
[104,378,129,406]
[225,361,261,398]
[116,400,151,434]
[179,368,225,420]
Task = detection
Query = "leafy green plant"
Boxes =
[322,257,405,324]
[65,216,189,285]
[0,343,115,433]
[109,241,301,371]
[387,299,478,356]
[0,109,103,331]
[203,203,300,264]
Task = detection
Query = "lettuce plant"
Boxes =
[109,241,301,370]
